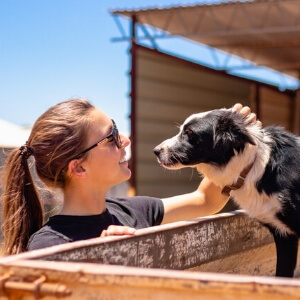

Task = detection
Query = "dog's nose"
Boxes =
[153,146,162,156]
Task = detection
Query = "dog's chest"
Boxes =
[232,188,294,235]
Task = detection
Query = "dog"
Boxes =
[153,107,300,277]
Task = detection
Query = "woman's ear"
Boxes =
[67,159,86,178]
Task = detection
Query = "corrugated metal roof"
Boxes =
[111,0,252,14]
[112,0,300,78]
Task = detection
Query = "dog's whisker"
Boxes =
[174,122,181,129]
[189,168,194,181]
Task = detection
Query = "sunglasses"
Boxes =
[75,119,122,158]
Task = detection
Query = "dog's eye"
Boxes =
[182,127,200,144]
[184,128,194,136]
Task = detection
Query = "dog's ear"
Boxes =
[214,114,256,154]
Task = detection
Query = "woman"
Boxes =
[1,99,257,255]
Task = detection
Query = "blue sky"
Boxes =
[1,0,299,133]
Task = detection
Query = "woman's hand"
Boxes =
[100,225,136,238]
[232,103,262,127]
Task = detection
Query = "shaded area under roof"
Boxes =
[112,0,300,79]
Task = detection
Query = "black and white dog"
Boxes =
[153,107,300,277]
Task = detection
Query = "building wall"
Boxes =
[259,86,293,130]
[134,46,252,198]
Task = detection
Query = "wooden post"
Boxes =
[293,89,300,134]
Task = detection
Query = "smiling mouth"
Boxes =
[119,158,127,164]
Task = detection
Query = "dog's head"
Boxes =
[154,109,256,170]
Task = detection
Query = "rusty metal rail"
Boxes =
[0,273,71,299]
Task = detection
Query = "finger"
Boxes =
[256,120,263,127]
[246,112,256,122]
[100,230,108,238]
[107,226,136,236]
[245,112,262,127]
[239,106,251,117]
[231,103,243,112]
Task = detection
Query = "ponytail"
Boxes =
[1,146,43,255]
[1,98,94,255]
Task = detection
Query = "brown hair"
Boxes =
[1,98,95,255]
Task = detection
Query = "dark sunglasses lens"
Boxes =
[113,126,122,148]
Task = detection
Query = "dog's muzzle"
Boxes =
[153,145,181,169]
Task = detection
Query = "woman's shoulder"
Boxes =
[27,225,72,251]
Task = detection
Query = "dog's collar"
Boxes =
[221,159,256,197]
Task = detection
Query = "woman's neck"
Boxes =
[60,184,108,216]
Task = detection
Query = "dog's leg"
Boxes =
[269,228,298,277]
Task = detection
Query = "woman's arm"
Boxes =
[161,177,229,224]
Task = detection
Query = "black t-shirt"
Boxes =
[27,196,164,251]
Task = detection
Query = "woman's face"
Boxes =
[81,108,131,189]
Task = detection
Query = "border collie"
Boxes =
[153,107,300,277]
